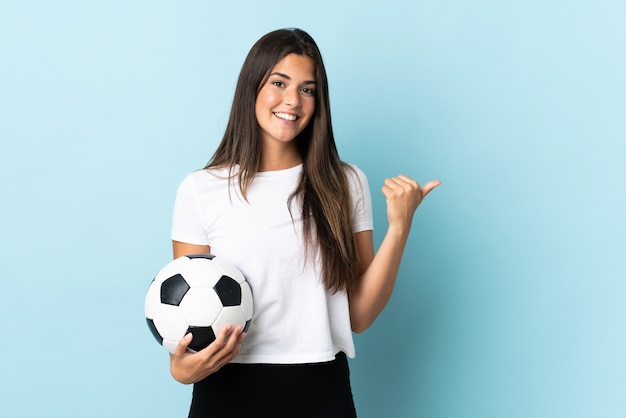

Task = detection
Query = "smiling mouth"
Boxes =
[273,112,298,121]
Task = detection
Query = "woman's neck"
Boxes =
[258,144,302,172]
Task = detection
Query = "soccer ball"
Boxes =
[145,254,253,354]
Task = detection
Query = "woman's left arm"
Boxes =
[349,175,440,333]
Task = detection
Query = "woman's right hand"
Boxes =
[169,325,246,384]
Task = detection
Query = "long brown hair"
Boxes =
[207,28,359,295]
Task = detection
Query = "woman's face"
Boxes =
[255,53,316,148]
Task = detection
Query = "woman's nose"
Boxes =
[283,88,300,107]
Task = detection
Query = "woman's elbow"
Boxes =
[170,369,194,385]
[350,316,373,334]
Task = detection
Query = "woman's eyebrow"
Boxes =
[270,72,316,85]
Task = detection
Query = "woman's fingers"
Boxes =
[383,175,440,199]
[382,175,440,227]
[195,325,245,368]
[170,324,246,383]
[174,332,193,358]
[421,179,442,198]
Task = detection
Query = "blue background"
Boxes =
[1,1,624,417]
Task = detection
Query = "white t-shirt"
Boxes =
[171,163,373,364]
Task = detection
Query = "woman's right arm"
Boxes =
[168,241,246,384]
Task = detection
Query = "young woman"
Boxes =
[169,28,439,418]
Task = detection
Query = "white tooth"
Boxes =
[275,112,296,121]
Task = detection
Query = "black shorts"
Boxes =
[188,352,357,418]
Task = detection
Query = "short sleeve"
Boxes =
[171,173,211,245]
[347,165,374,233]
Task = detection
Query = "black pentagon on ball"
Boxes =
[187,325,217,352]
[187,253,215,260]
[214,275,242,306]
[146,318,163,345]
[161,274,190,306]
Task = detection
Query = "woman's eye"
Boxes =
[300,87,315,95]
[272,80,284,87]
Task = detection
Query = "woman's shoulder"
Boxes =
[175,166,237,199]
[342,162,369,184]
[182,165,237,183]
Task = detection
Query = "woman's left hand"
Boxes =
[382,175,441,232]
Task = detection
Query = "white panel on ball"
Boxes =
[240,281,254,320]
[212,306,247,335]
[180,257,223,287]
[179,287,222,326]
[152,304,189,343]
